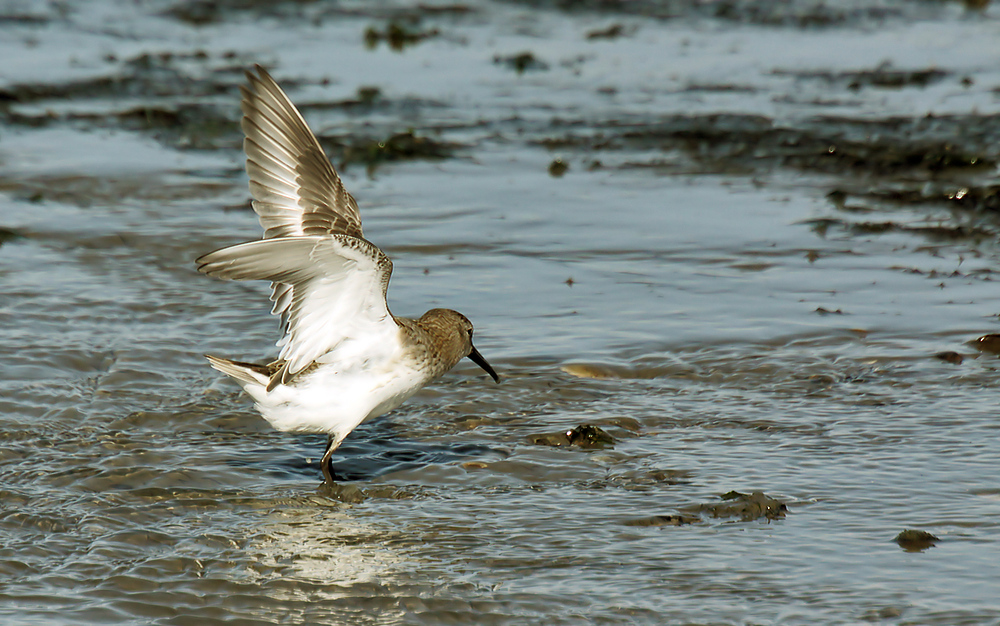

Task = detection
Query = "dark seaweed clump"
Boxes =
[321,130,460,175]
[537,113,998,178]
[494,52,549,74]
[364,22,441,51]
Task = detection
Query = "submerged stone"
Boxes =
[567,424,615,447]
[624,491,786,528]
[934,351,964,365]
[681,490,788,521]
[894,529,939,552]
[973,334,1000,354]
[528,424,615,449]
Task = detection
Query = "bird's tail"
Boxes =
[205,355,271,388]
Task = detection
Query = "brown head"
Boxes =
[417,308,500,383]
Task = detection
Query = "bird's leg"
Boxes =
[320,435,341,485]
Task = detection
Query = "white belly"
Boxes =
[233,324,432,440]
[243,362,429,437]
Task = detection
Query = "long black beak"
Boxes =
[468,344,500,383]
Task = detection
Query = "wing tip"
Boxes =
[194,248,232,277]
[246,63,269,84]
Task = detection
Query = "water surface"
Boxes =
[2,0,1000,623]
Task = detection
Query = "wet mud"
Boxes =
[539,113,1000,180]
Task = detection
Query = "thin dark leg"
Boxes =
[321,435,340,485]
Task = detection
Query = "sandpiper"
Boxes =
[197,65,499,484]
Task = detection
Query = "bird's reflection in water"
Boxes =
[244,504,405,595]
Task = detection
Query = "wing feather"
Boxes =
[240,65,363,240]
[197,235,396,388]
[239,65,368,337]
[199,67,396,389]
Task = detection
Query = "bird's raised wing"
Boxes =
[242,64,362,240]
[242,65,368,335]
[197,234,395,390]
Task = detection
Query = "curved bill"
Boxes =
[468,344,500,383]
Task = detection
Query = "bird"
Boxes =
[196,65,499,485]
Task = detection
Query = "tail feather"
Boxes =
[266,360,291,392]
[205,354,272,388]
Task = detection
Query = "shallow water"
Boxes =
[3,0,1000,623]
